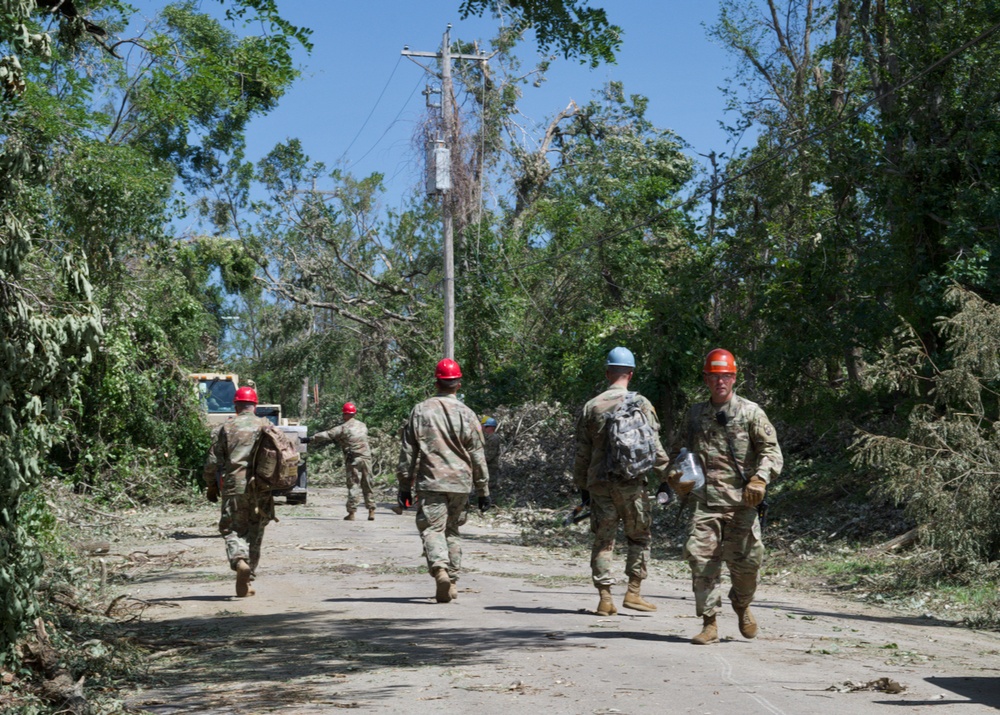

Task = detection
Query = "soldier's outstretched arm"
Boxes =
[309,426,340,450]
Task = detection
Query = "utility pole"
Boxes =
[402,25,488,360]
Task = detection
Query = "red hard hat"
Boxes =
[234,386,258,404]
[342,402,357,415]
[435,358,462,380]
[703,348,737,374]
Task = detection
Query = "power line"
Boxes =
[339,56,402,162]
[347,73,425,172]
[492,18,1000,275]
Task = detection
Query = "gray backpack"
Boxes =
[603,392,658,481]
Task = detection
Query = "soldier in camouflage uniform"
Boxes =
[481,416,501,495]
[668,349,783,645]
[202,386,273,597]
[573,347,669,616]
[397,358,491,603]
[309,402,375,521]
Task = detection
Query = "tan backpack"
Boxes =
[248,424,300,491]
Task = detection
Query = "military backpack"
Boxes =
[602,392,658,482]
[247,423,300,491]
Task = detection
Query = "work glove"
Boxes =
[299,436,312,444]
[206,481,219,504]
[669,474,695,498]
[743,476,766,507]
[579,489,591,507]
[398,488,413,510]
[478,495,493,513]
[655,482,673,505]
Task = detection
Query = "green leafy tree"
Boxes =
[0,0,103,661]
[0,0,309,660]
[458,82,698,428]
[853,285,1000,571]
[459,0,621,67]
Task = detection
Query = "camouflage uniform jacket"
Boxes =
[398,393,489,496]
[669,392,783,508]
[573,385,669,490]
[203,411,272,496]
[312,419,371,463]
[483,431,501,469]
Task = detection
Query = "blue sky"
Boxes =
[236,1,742,213]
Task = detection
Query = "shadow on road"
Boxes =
[168,531,218,540]
[577,630,690,644]
[773,603,962,630]
[324,596,435,605]
[127,606,695,693]
[874,677,1000,710]
[483,605,584,616]
[145,595,234,603]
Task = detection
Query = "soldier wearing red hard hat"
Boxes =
[397,358,490,603]
[202,385,273,597]
[306,401,375,521]
[666,349,783,645]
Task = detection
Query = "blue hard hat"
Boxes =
[481,416,498,428]
[606,346,636,368]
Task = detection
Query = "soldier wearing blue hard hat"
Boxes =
[573,345,669,616]
[605,346,636,368]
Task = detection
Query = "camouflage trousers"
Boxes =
[415,491,469,580]
[346,458,374,513]
[487,460,499,495]
[683,502,763,617]
[219,491,273,574]
[588,482,652,587]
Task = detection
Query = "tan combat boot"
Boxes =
[368,508,376,521]
[595,585,617,616]
[235,559,253,598]
[733,603,758,639]
[344,511,356,521]
[691,615,718,645]
[622,576,657,612]
[434,568,452,603]
[448,581,458,601]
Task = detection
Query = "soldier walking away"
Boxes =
[397,358,491,603]
[573,347,669,616]
[481,416,501,495]
[307,403,376,521]
[202,386,274,597]
[667,349,783,645]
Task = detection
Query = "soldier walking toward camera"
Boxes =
[667,349,783,645]
[202,386,273,597]
[309,402,375,521]
[398,358,491,603]
[573,347,669,616]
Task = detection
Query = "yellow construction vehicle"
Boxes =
[188,372,240,426]
[187,373,308,504]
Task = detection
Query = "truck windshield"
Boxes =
[198,379,236,414]
[255,407,280,425]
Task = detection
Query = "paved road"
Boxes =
[123,488,1000,713]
